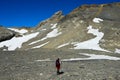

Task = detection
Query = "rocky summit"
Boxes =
[0,2,120,80]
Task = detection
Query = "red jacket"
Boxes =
[56,59,60,69]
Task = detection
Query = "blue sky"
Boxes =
[0,0,120,27]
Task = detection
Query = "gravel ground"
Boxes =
[0,49,120,80]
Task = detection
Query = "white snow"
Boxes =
[29,28,61,45]
[29,39,41,45]
[0,32,39,51]
[93,18,103,23]
[29,29,61,46]
[115,48,120,54]
[47,28,62,38]
[29,37,48,45]
[62,53,120,61]
[35,58,51,62]
[32,41,49,49]
[48,23,61,38]
[73,25,109,52]
[35,53,120,62]
[8,28,28,34]
[51,23,57,29]
[57,43,69,48]
[29,23,61,45]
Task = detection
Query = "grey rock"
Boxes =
[0,27,16,42]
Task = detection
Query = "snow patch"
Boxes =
[0,32,39,51]
[115,48,120,54]
[72,25,109,52]
[8,28,28,34]
[29,39,41,45]
[35,53,120,62]
[57,43,69,48]
[29,28,61,45]
[29,23,61,45]
[62,53,120,61]
[35,58,51,62]
[47,28,61,38]
[93,18,103,23]
[32,41,49,49]
[51,23,57,29]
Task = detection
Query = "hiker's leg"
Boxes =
[57,67,60,74]
[57,70,59,74]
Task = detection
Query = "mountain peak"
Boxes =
[53,11,63,17]
[36,11,64,29]
[49,10,64,21]
[0,2,120,52]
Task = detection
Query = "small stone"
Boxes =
[40,73,43,76]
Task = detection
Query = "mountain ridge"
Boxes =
[0,2,120,53]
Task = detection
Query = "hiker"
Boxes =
[55,58,61,75]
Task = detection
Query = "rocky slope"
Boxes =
[0,49,120,80]
[0,2,120,52]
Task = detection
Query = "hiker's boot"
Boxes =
[57,71,60,75]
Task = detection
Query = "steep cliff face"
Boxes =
[0,2,120,52]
